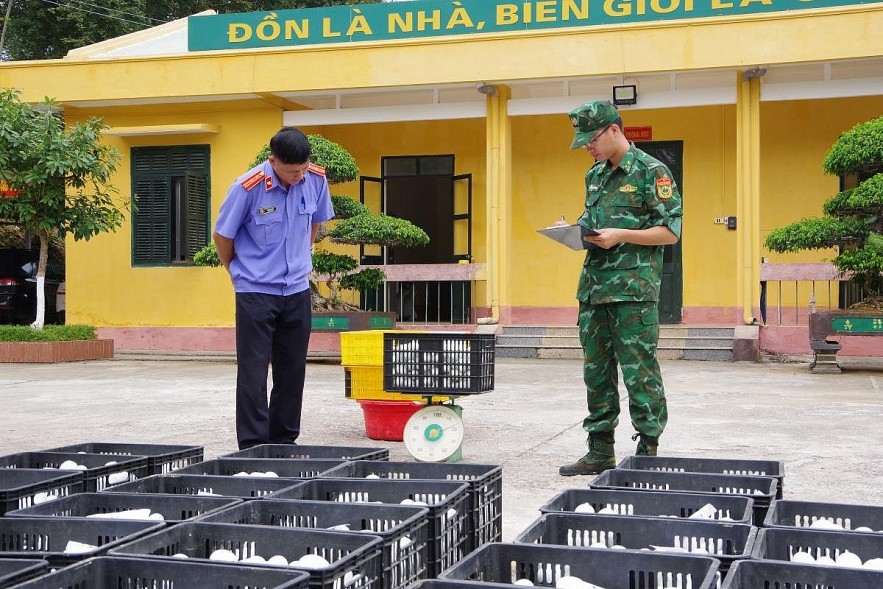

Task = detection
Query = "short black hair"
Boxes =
[269,127,311,165]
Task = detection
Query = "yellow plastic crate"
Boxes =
[344,366,449,402]
[340,330,425,366]
[340,331,395,366]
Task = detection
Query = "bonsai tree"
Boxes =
[765,115,883,309]
[196,134,429,311]
[0,87,125,329]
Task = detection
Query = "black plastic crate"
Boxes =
[0,451,149,492]
[590,469,777,525]
[108,521,383,589]
[7,555,310,589]
[438,542,721,589]
[763,498,883,533]
[270,478,471,577]
[0,516,163,566]
[382,332,495,394]
[539,487,754,524]
[515,512,757,574]
[103,473,302,499]
[197,499,430,589]
[5,491,242,524]
[222,444,389,461]
[173,457,349,479]
[721,559,883,589]
[751,527,883,567]
[0,469,83,516]
[617,456,786,499]
[322,460,503,552]
[0,559,47,589]
[42,442,204,475]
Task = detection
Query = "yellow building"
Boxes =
[1,0,881,357]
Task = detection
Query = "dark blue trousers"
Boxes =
[235,290,311,450]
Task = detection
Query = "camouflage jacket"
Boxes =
[576,145,683,304]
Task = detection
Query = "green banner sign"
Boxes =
[312,315,351,330]
[831,316,883,333]
[188,0,870,51]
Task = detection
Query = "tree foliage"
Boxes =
[765,115,883,297]
[1,0,379,61]
[0,87,125,328]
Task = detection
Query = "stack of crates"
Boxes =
[340,330,450,403]
[322,460,503,553]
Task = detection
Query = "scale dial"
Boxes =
[403,405,464,462]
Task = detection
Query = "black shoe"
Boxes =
[558,456,616,477]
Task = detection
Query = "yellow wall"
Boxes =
[509,105,739,309]
[760,95,883,263]
[62,94,883,326]
[65,102,285,326]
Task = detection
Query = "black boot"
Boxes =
[632,432,659,456]
[559,432,616,476]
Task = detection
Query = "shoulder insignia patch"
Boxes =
[264,176,274,191]
[619,184,638,193]
[307,163,326,176]
[240,170,265,191]
[656,177,673,200]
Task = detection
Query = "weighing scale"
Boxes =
[403,402,464,463]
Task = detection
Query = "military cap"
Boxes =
[568,100,620,149]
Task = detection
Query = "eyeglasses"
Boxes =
[587,125,612,147]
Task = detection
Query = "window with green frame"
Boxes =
[131,145,210,265]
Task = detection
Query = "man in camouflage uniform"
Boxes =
[559,100,683,476]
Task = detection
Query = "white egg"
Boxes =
[107,471,129,485]
[59,460,80,470]
[267,555,289,566]
[790,551,816,564]
[834,551,863,568]
[209,549,238,562]
[399,536,413,548]
[446,508,458,520]
[815,556,836,567]
[365,474,380,479]
[863,558,883,570]
[610,544,626,550]
[854,526,873,532]
[293,554,331,569]
[809,519,844,530]
[555,575,586,589]
[171,553,189,559]
[400,499,415,505]
[596,507,616,515]
[148,512,165,521]
[32,492,51,505]
[104,461,118,466]
[344,571,362,585]
[327,524,351,531]
[242,555,267,564]
[514,579,534,586]
[573,502,595,514]
[263,471,278,477]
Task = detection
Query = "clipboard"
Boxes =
[537,224,599,251]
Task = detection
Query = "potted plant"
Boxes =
[195,134,429,330]
[764,115,883,369]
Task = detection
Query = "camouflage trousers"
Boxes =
[578,300,668,439]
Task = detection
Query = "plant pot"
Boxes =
[0,339,114,363]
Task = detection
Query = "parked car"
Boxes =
[0,248,65,325]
